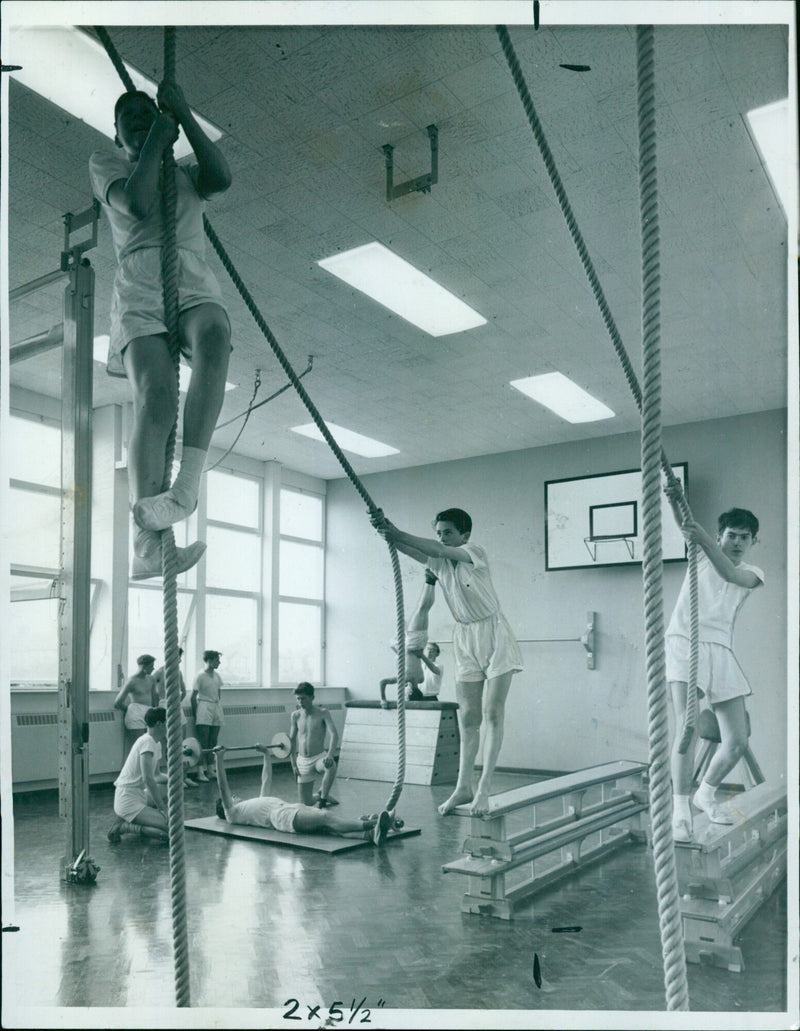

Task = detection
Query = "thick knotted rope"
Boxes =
[159,26,191,1009]
[497,23,691,1010]
[494,25,699,753]
[94,27,408,820]
[636,26,690,1011]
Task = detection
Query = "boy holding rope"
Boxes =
[664,483,763,840]
[372,507,523,818]
[89,80,232,579]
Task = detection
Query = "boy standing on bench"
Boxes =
[213,746,390,843]
[664,483,764,841]
[288,682,339,807]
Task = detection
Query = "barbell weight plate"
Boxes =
[269,731,292,760]
[182,737,202,768]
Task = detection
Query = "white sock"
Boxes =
[673,795,691,821]
[170,446,206,507]
[694,780,716,804]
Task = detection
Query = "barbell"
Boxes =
[182,731,292,767]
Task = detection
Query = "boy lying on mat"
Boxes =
[213,745,391,845]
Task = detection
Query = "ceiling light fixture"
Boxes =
[291,422,399,458]
[510,372,615,423]
[7,25,221,161]
[746,98,792,217]
[318,242,486,337]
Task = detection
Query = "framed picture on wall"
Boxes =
[545,463,689,570]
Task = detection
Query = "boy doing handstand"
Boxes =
[664,482,764,841]
[379,571,443,704]
[89,81,232,579]
[373,507,523,817]
[213,746,391,844]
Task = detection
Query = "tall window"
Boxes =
[8,414,62,686]
[278,487,324,684]
[204,468,261,684]
[126,467,262,686]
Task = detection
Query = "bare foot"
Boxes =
[469,789,491,817]
[438,789,473,816]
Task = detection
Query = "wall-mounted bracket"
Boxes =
[382,124,438,202]
[580,611,596,669]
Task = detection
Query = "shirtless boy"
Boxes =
[113,653,158,760]
[288,682,339,807]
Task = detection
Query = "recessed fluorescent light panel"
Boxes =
[510,372,615,424]
[8,26,221,161]
[291,422,399,458]
[746,98,792,217]
[318,242,486,337]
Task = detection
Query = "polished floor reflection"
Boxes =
[4,766,788,1019]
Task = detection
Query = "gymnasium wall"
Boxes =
[324,409,790,788]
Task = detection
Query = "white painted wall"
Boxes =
[325,410,789,786]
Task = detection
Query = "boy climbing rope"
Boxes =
[89,81,233,579]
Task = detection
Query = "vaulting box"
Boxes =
[337,701,460,786]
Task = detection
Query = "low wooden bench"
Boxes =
[675,781,787,972]
[443,759,649,919]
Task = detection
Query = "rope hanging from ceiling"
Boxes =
[496,22,695,1010]
[94,24,411,1007]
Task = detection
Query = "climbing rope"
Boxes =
[636,26,690,1010]
[94,27,409,821]
[203,215,408,814]
[158,26,191,1009]
[494,25,699,753]
[496,23,693,1009]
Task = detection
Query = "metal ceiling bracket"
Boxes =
[383,124,438,202]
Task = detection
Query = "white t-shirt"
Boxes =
[421,662,443,697]
[226,797,285,828]
[666,553,764,648]
[88,150,209,261]
[428,543,501,624]
[114,732,162,789]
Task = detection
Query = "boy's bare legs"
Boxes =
[297,776,316,806]
[122,333,205,576]
[293,807,377,838]
[438,680,483,815]
[317,759,337,805]
[134,304,230,531]
[669,680,696,840]
[470,671,513,817]
[694,696,747,824]
[405,577,436,685]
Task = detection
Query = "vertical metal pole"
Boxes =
[59,257,95,881]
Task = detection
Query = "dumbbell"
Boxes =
[182,732,291,768]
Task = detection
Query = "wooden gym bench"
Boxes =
[442,759,649,919]
[674,781,787,972]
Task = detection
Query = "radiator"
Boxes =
[12,710,122,785]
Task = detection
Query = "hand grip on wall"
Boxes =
[580,611,596,670]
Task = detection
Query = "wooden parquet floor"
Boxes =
[3,768,789,1025]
